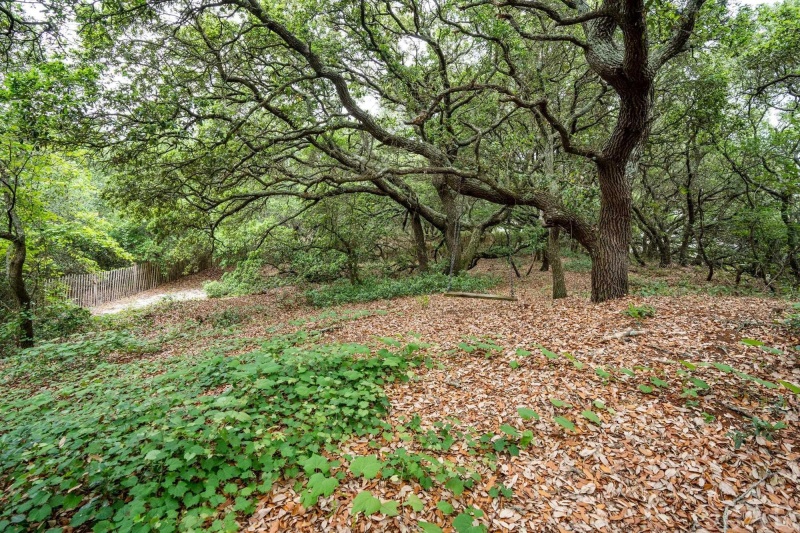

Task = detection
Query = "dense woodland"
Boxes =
[1,0,799,531]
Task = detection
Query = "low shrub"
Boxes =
[785,302,800,331]
[633,279,672,297]
[304,272,501,307]
[208,308,245,329]
[290,249,348,283]
[1,300,92,357]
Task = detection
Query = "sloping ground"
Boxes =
[87,262,799,532]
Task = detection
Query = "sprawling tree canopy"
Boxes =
[77,0,713,301]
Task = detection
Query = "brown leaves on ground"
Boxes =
[143,261,800,532]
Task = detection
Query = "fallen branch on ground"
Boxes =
[601,330,647,342]
[720,402,757,420]
[722,471,771,532]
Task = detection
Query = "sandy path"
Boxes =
[91,288,208,315]
[90,269,219,315]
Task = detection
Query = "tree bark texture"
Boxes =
[591,161,632,302]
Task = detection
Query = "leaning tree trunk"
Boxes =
[548,228,567,299]
[6,235,33,349]
[591,161,632,302]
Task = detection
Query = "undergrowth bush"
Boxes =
[0,300,92,357]
[622,304,656,319]
[304,272,500,307]
[208,308,245,329]
[0,332,420,532]
[290,249,348,282]
[0,312,22,356]
[203,257,280,298]
[784,303,800,331]
[35,299,92,340]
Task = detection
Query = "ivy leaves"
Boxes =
[0,333,414,532]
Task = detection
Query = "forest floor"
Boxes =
[7,260,800,533]
[115,260,800,533]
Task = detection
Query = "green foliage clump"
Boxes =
[0,330,154,385]
[633,279,672,297]
[563,255,592,273]
[0,332,418,532]
[1,300,92,357]
[34,299,93,340]
[203,257,280,298]
[729,417,788,450]
[208,308,245,329]
[290,249,349,283]
[304,272,500,307]
[622,304,656,319]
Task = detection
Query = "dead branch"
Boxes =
[601,330,647,342]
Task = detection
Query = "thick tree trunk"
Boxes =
[410,212,428,272]
[435,177,465,274]
[657,237,671,268]
[548,228,567,299]
[6,236,33,348]
[591,162,631,302]
[460,230,482,272]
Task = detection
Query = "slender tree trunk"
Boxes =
[780,195,800,284]
[6,235,33,348]
[591,162,631,302]
[697,206,714,282]
[679,146,696,267]
[631,241,646,266]
[548,228,567,299]
[678,225,693,267]
[410,212,428,272]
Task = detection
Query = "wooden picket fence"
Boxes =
[44,261,189,308]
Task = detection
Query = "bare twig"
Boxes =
[721,471,771,532]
